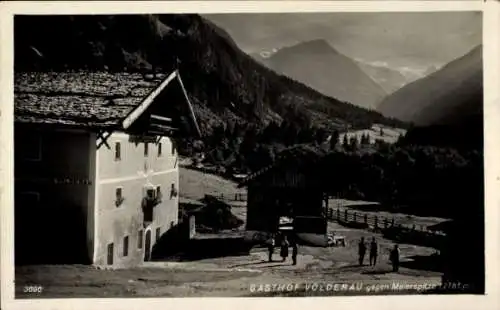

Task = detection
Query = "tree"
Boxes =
[362,133,371,145]
[209,124,225,148]
[342,134,349,148]
[239,125,258,156]
[315,127,328,145]
[260,121,280,144]
[350,135,359,151]
[212,148,225,164]
[330,130,340,150]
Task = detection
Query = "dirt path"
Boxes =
[16,238,442,298]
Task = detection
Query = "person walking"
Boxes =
[280,235,290,262]
[267,234,275,262]
[390,244,400,272]
[291,240,298,265]
[358,237,367,266]
[369,237,378,266]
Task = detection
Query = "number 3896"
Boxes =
[23,285,43,293]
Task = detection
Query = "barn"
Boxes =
[238,145,330,246]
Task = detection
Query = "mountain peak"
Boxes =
[280,39,339,55]
[258,39,387,109]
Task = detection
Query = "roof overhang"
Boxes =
[121,70,202,138]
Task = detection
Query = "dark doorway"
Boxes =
[107,243,114,265]
[144,230,152,261]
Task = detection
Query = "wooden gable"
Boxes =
[250,165,309,189]
[121,70,201,139]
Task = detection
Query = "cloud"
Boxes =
[259,48,279,58]
[355,57,440,81]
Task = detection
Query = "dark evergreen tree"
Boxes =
[342,134,349,148]
[330,130,340,150]
[350,135,359,151]
[315,127,328,145]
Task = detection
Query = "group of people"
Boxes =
[266,233,401,271]
[358,237,400,272]
[267,233,298,265]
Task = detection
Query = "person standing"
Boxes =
[390,244,400,272]
[267,234,275,262]
[369,237,378,266]
[291,240,298,265]
[358,237,367,266]
[280,235,290,262]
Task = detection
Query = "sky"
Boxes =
[204,12,482,80]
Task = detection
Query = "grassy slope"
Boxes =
[179,167,245,201]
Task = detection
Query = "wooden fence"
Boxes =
[217,193,247,202]
[326,207,447,249]
[215,194,443,233]
[325,207,443,235]
[212,193,446,248]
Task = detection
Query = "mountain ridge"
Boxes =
[377,44,483,126]
[355,61,412,94]
[253,39,388,110]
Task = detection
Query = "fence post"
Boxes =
[364,214,368,224]
[344,210,348,222]
[391,218,395,227]
[328,208,333,219]
[412,224,416,231]
[374,216,378,229]
[384,218,388,229]
[353,212,357,222]
[337,209,340,220]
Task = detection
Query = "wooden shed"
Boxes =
[238,145,329,246]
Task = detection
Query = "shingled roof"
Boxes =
[14,71,201,138]
[14,72,160,129]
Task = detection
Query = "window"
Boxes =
[155,228,161,242]
[143,202,153,222]
[146,188,155,200]
[156,186,162,202]
[115,142,121,161]
[107,243,114,265]
[123,236,129,257]
[158,143,162,157]
[170,183,178,199]
[115,187,124,207]
[144,143,149,157]
[138,230,143,249]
